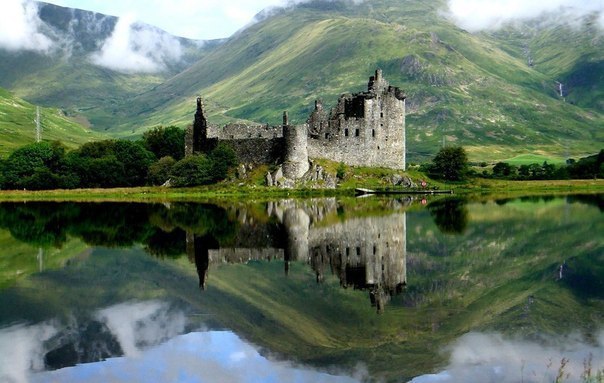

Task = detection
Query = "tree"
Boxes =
[492,162,516,178]
[67,140,154,187]
[429,146,469,181]
[208,143,237,182]
[148,156,176,185]
[1,141,71,190]
[170,155,214,187]
[142,126,185,161]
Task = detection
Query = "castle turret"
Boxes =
[283,123,309,179]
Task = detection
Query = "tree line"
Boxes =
[0,126,237,190]
[424,146,604,181]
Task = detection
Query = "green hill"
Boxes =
[0,87,105,157]
[0,2,217,134]
[0,0,602,163]
[113,0,604,162]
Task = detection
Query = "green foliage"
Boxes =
[142,126,185,161]
[68,140,155,187]
[492,162,517,178]
[170,155,214,187]
[208,143,238,181]
[429,146,469,181]
[336,162,346,180]
[568,150,604,179]
[148,156,176,186]
[427,198,469,234]
[0,141,74,190]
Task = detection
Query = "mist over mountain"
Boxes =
[0,0,602,162]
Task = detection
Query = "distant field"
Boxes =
[502,154,567,166]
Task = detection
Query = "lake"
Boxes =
[0,195,602,383]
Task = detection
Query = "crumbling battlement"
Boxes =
[307,69,406,169]
[185,69,406,178]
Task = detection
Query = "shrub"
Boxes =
[148,156,177,186]
[170,155,214,187]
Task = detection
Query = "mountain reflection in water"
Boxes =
[0,194,602,382]
[0,301,361,383]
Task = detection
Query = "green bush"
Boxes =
[148,156,176,186]
[142,126,185,161]
[1,141,71,190]
[170,155,214,187]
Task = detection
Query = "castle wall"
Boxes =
[307,92,405,169]
[307,213,407,290]
[220,138,285,165]
[208,124,283,140]
[188,70,406,173]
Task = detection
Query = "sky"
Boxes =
[44,0,291,40]
[41,0,604,40]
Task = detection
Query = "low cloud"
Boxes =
[411,332,604,383]
[0,0,54,52]
[90,15,183,74]
[446,0,604,31]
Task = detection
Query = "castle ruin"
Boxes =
[185,69,406,178]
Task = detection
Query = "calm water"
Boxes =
[0,195,602,383]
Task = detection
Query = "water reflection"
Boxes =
[0,301,361,383]
[187,198,409,312]
[0,195,602,382]
[0,300,195,382]
[411,331,604,383]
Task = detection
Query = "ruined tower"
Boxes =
[306,69,406,169]
[185,97,209,156]
[282,116,309,180]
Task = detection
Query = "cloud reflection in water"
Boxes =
[0,299,360,383]
[411,332,604,383]
[30,331,360,383]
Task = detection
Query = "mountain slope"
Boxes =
[0,1,219,132]
[0,87,105,156]
[1,0,602,162]
[118,0,603,162]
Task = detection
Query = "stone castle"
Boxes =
[185,70,406,180]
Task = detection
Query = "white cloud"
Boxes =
[446,0,604,31]
[0,0,54,52]
[90,14,183,73]
[411,332,604,383]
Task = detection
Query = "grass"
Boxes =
[502,153,567,166]
[0,174,602,203]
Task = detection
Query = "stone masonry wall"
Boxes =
[221,137,285,165]
[306,69,406,169]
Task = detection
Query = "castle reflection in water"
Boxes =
[187,198,409,313]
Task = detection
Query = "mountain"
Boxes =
[0,1,220,134]
[112,0,604,162]
[1,0,602,162]
[0,87,104,156]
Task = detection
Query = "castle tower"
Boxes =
[193,97,208,152]
[282,122,309,179]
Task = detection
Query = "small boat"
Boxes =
[355,188,453,196]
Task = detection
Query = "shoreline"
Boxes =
[0,179,602,202]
